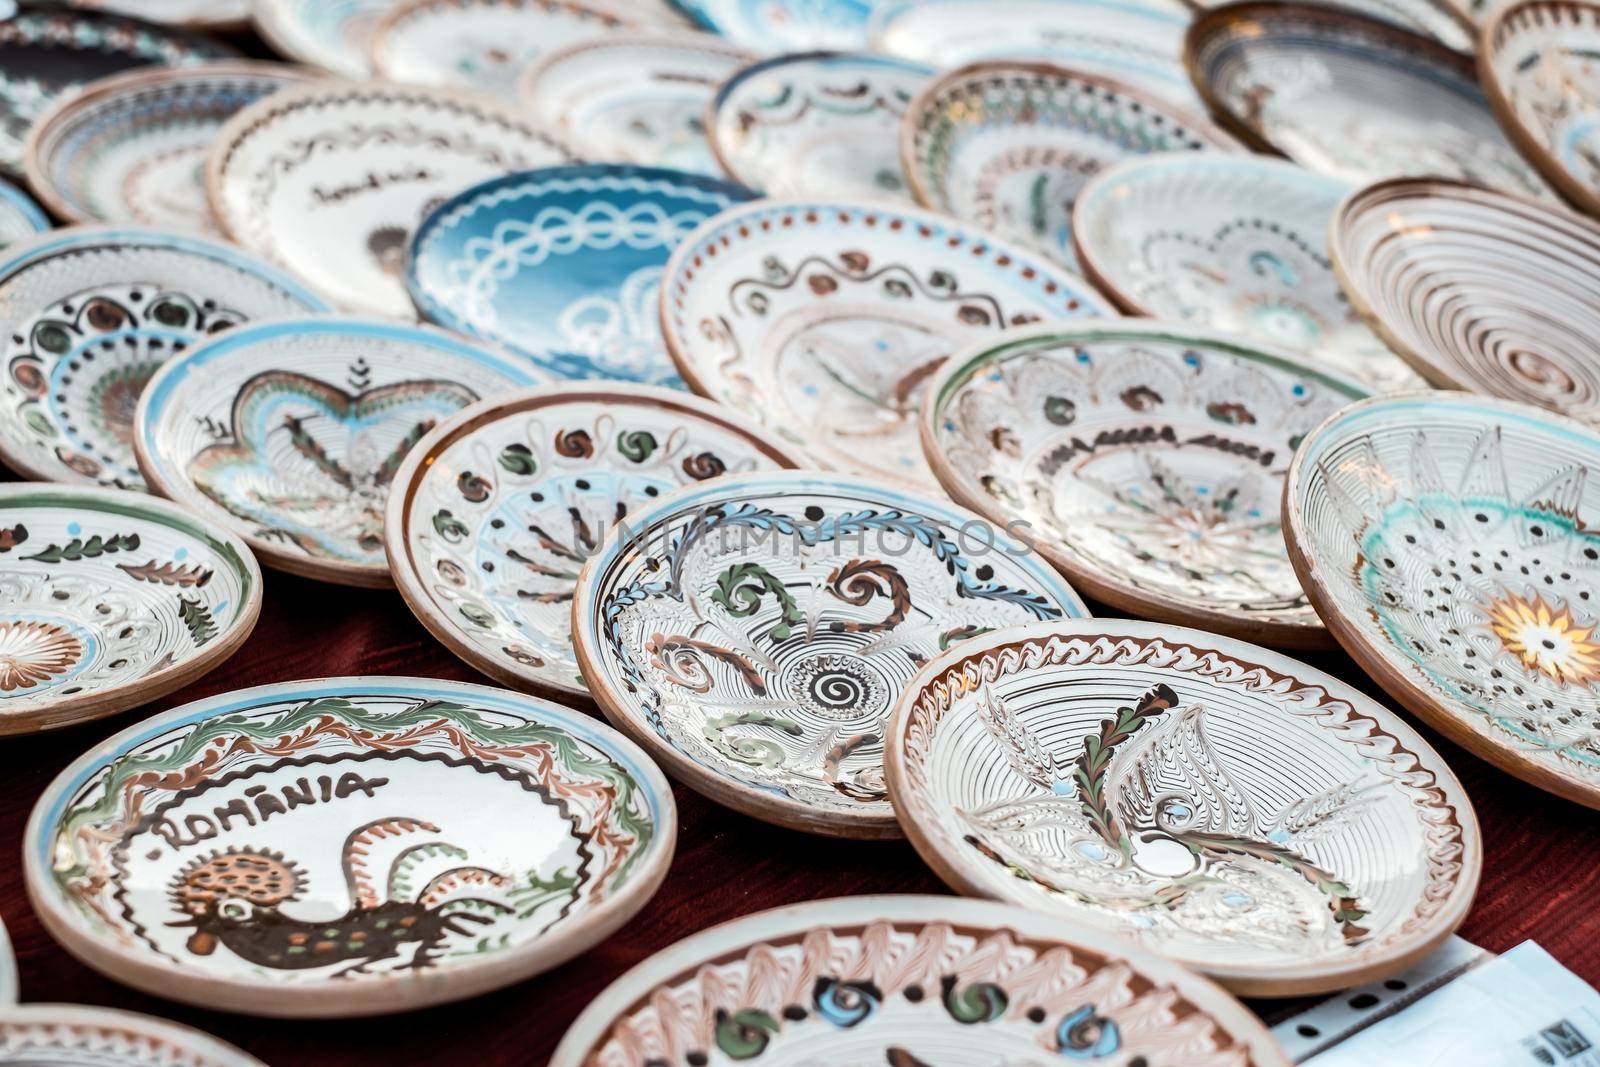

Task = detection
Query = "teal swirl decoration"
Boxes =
[942,977,1007,1024]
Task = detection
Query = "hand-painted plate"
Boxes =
[1330,178,1600,419]
[670,0,879,51]
[922,321,1368,647]
[0,4,233,175]
[870,0,1205,113]
[1191,0,1476,47]
[134,316,542,587]
[572,470,1090,837]
[886,618,1481,997]
[708,51,931,199]
[0,226,329,491]
[24,62,313,234]
[253,0,399,77]
[0,178,47,246]
[552,896,1291,1066]
[0,1005,265,1065]
[408,164,756,387]
[1285,392,1600,810]
[386,382,807,700]
[1073,153,1420,392]
[1186,3,1549,197]
[519,33,753,177]
[369,0,634,102]
[67,0,253,28]
[25,676,676,1017]
[661,198,1116,491]
[207,81,573,319]
[903,61,1238,273]
[0,482,261,735]
[1481,0,1600,218]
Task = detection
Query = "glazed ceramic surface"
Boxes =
[207,81,572,319]
[0,1005,265,1066]
[1331,179,1600,418]
[387,383,806,700]
[0,4,232,174]
[708,51,931,200]
[670,0,879,50]
[409,165,754,387]
[552,895,1290,1067]
[903,62,1237,274]
[572,470,1089,837]
[0,483,260,735]
[24,62,312,233]
[134,317,541,587]
[0,226,328,491]
[886,619,1480,997]
[0,919,12,1003]
[1073,154,1419,392]
[369,0,633,102]
[1187,3,1549,197]
[70,1,252,27]
[870,0,1204,113]
[253,0,399,77]
[923,322,1367,647]
[1193,0,1475,47]
[661,198,1115,490]
[1285,393,1600,809]
[0,178,46,246]
[519,34,753,177]
[1481,0,1600,218]
[26,676,676,1017]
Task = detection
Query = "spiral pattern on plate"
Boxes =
[1332,179,1600,420]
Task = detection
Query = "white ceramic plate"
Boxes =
[0,1005,264,1065]
[254,0,402,77]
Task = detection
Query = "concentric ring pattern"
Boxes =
[1331,179,1600,421]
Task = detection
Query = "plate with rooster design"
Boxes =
[134,316,542,588]
[385,382,808,700]
[572,470,1090,838]
[25,676,675,1017]
[660,198,1115,492]
[921,321,1368,648]
[885,619,1481,997]
[1285,391,1600,810]
[0,482,261,735]
[551,895,1291,1067]
[0,226,329,492]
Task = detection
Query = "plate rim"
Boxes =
[0,1002,266,1065]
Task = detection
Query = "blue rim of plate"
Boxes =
[666,0,875,48]
[405,163,757,384]
[0,177,49,235]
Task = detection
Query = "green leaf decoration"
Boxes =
[116,559,213,587]
[497,443,538,476]
[711,562,803,640]
[432,509,469,543]
[178,595,217,647]
[505,867,580,919]
[23,532,140,563]
[616,429,658,463]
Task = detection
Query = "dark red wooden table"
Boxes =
[1,561,1596,1065]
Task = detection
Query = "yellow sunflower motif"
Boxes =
[1485,592,1600,688]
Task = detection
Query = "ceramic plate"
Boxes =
[253,0,400,77]
[708,51,931,200]
[24,62,313,233]
[134,316,541,587]
[0,178,47,246]
[870,0,1204,113]
[369,0,634,102]
[26,676,676,1017]
[207,81,572,318]
[903,61,1237,273]
[68,1,253,28]
[661,198,1116,491]
[922,321,1368,647]
[886,618,1480,997]
[0,919,12,1003]
[0,482,261,735]
[552,895,1290,1066]
[1194,0,1475,47]
[1285,392,1600,810]
[0,4,233,174]
[519,33,753,177]
[670,0,878,50]
[1330,178,1600,418]
[386,382,807,700]
[0,225,329,491]
[572,470,1090,837]
[0,1005,264,1065]
[408,164,756,387]
[1073,153,1419,392]
[1481,0,1600,218]
[1186,3,1549,197]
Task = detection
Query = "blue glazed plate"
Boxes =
[668,0,878,51]
[406,164,757,389]
[134,315,543,587]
